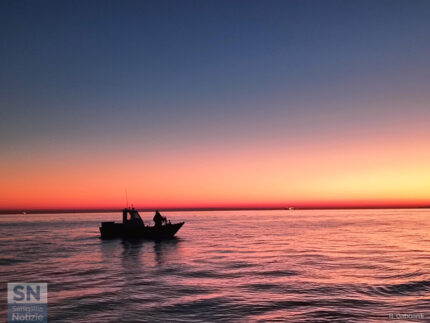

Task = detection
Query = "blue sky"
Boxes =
[1,0,430,209]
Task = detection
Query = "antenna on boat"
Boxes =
[125,189,129,208]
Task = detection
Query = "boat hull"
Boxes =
[99,221,184,240]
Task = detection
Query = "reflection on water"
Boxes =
[120,239,145,272]
[153,238,180,266]
[0,209,429,322]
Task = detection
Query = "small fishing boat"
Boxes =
[99,208,184,239]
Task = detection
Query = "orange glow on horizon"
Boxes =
[1,126,430,211]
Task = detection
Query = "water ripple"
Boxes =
[0,209,429,322]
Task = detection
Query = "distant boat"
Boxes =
[99,208,184,240]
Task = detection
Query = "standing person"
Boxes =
[153,210,163,227]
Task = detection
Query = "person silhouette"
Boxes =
[153,210,163,227]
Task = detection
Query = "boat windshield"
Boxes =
[128,209,142,221]
[123,208,144,225]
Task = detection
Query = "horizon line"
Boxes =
[1,205,430,215]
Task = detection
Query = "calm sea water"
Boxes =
[1,209,429,322]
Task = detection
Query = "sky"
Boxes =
[1,0,430,210]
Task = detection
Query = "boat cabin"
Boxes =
[123,208,144,226]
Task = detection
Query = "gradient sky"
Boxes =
[1,0,430,210]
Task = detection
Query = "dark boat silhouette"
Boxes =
[99,208,184,239]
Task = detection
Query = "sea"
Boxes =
[0,209,429,322]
